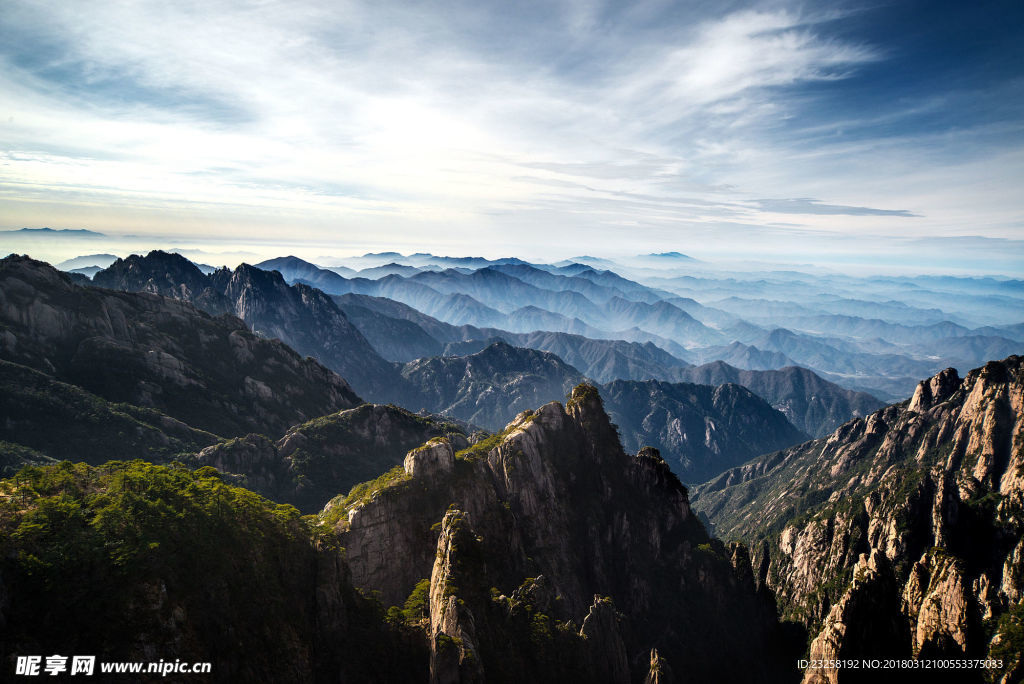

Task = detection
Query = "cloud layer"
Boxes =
[1,0,1022,271]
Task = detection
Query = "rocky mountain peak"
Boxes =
[94,250,212,301]
[405,437,456,480]
[908,366,961,413]
[693,355,1024,680]
[565,383,619,445]
[1,255,363,438]
[93,252,399,400]
[330,385,788,681]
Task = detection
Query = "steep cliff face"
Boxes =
[327,385,791,683]
[693,357,1024,682]
[0,255,360,438]
[194,403,468,513]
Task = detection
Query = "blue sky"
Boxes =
[1,0,1022,271]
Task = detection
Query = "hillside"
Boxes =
[94,251,400,399]
[601,379,808,484]
[1,255,361,437]
[692,357,1024,682]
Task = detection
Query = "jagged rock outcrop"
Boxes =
[92,250,232,314]
[643,648,673,684]
[325,385,791,682]
[802,551,909,684]
[0,255,360,438]
[578,596,630,684]
[693,357,1024,682]
[405,439,456,480]
[428,509,486,684]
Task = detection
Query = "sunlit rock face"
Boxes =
[695,356,1024,682]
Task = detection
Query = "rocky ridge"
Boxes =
[673,362,885,438]
[398,340,587,431]
[600,378,809,484]
[94,251,400,399]
[194,403,468,513]
[0,255,360,437]
[693,356,1024,683]
[326,385,792,683]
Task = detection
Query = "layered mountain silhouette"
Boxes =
[1,255,360,437]
[94,251,401,399]
[332,289,882,437]
[3,248,1023,682]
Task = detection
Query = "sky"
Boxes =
[1,0,1023,272]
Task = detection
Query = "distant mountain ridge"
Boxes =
[332,292,881,438]
[94,251,401,399]
[399,341,587,431]
[600,379,808,484]
[1,255,361,437]
[89,252,887,445]
[272,254,1022,402]
[673,361,885,437]
[258,254,726,347]
[56,253,119,270]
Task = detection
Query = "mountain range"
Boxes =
[0,255,811,488]
[93,251,401,400]
[1,254,361,437]
[2,248,1022,682]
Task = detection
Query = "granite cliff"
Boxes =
[693,356,1024,683]
[328,385,793,683]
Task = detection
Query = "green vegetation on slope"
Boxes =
[0,359,219,472]
[0,460,426,682]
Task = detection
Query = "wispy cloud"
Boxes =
[0,0,1021,271]
[751,198,919,217]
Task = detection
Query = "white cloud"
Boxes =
[0,0,1020,272]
